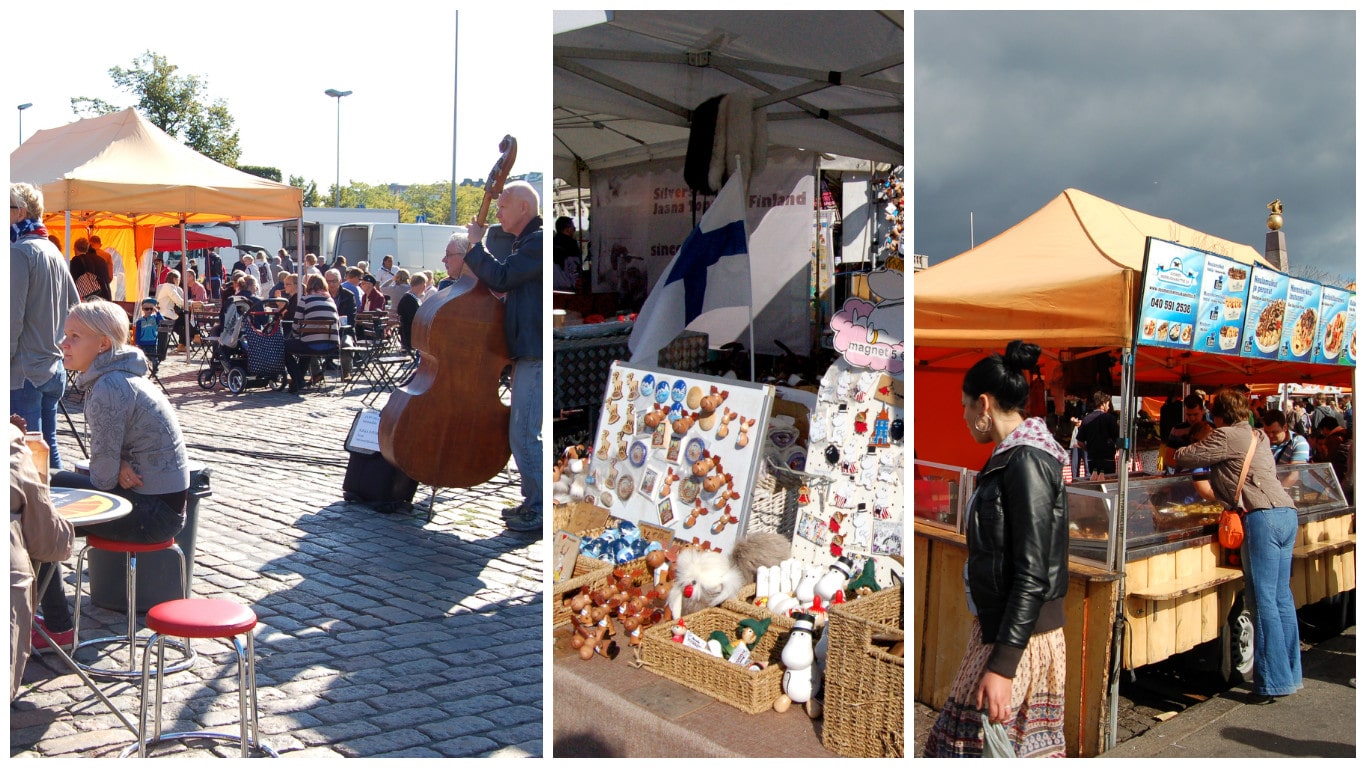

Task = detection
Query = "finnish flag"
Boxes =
[629,173,751,363]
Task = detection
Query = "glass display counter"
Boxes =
[1066,463,1349,565]
[912,460,971,533]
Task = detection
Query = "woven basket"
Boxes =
[747,467,802,538]
[639,606,791,714]
[821,585,904,758]
[551,556,614,628]
[719,583,797,632]
[554,520,677,628]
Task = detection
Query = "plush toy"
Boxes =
[667,532,789,619]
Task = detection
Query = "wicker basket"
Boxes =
[719,583,797,632]
[554,520,677,628]
[747,466,802,537]
[821,585,904,758]
[551,556,614,628]
[639,606,791,714]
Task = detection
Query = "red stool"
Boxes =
[72,536,195,678]
[122,599,276,758]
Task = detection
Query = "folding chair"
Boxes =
[290,318,342,393]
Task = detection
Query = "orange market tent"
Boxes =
[914,187,1352,471]
[10,108,302,301]
[913,187,1356,751]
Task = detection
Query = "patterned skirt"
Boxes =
[923,619,1067,758]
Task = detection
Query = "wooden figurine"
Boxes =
[736,417,756,448]
[715,407,739,439]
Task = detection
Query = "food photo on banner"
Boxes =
[915,189,1355,757]
[550,9,904,758]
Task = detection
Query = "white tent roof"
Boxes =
[554,10,904,181]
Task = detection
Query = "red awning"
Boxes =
[152,227,232,251]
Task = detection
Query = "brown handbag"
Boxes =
[1218,437,1258,568]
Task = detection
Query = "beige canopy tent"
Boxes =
[10,108,302,301]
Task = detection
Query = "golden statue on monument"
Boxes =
[1267,199,1283,231]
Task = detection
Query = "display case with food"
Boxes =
[1066,463,1349,565]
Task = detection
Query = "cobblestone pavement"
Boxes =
[11,355,543,758]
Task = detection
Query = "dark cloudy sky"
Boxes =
[914,11,1355,284]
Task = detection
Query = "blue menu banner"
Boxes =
[1138,237,1354,370]
[1192,252,1252,356]
[1343,295,1357,368]
[1278,278,1322,363]
[1314,286,1352,366]
[1137,239,1203,350]
[1240,265,1291,360]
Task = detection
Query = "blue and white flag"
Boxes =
[629,173,751,363]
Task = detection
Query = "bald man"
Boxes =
[447,180,543,534]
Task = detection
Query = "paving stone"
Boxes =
[431,734,502,757]
[15,365,543,758]
[334,727,429,757]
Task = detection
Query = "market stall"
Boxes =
[10,108,303,304]
[551,255,905,756]
[913,188,1355,755]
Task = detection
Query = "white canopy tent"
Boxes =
[554,10,904,183]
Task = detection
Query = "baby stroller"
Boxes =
[197,297,288,394]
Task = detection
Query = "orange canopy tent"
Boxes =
[914,188,1353,470]
[914,187,1356,753]
[10,108,302,301]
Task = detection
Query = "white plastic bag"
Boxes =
[981,710,1016,758]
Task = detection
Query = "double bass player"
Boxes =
[445,180,543,534]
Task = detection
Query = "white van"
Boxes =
[332,223,465,276]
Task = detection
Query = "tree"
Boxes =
[399,182,451,224]
[288,176,322,208]
[455,184,497,226]
[240,165,282,182]
[72,51,241,166]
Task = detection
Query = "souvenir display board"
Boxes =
[789,356,905,583]
[586,361,774,556]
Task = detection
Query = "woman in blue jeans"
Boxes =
[1173,387,1302,700]
[34,301,189,650]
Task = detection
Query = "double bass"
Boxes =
[379,136,516,487]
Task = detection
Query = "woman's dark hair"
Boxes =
[962,340,1041,415]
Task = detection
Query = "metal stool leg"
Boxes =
[73,544,195,678]
[72,544,90,651]
[123,628,276,758]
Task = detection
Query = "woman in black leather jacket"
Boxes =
[924,340,1069,758]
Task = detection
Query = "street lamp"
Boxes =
[324,89,352,207]
[17,103,32,145]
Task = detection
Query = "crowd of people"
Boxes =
[10,179,546,696]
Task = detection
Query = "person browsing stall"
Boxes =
[1171,388,1301,703]
[1076,390,1120,476]
[11,183,81,473]
[924,340,1069,758]
[445,180,543,535]
[34,300,190,651]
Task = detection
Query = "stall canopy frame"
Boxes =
[553,10,904,183]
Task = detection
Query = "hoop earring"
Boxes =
[972,413,993,434]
